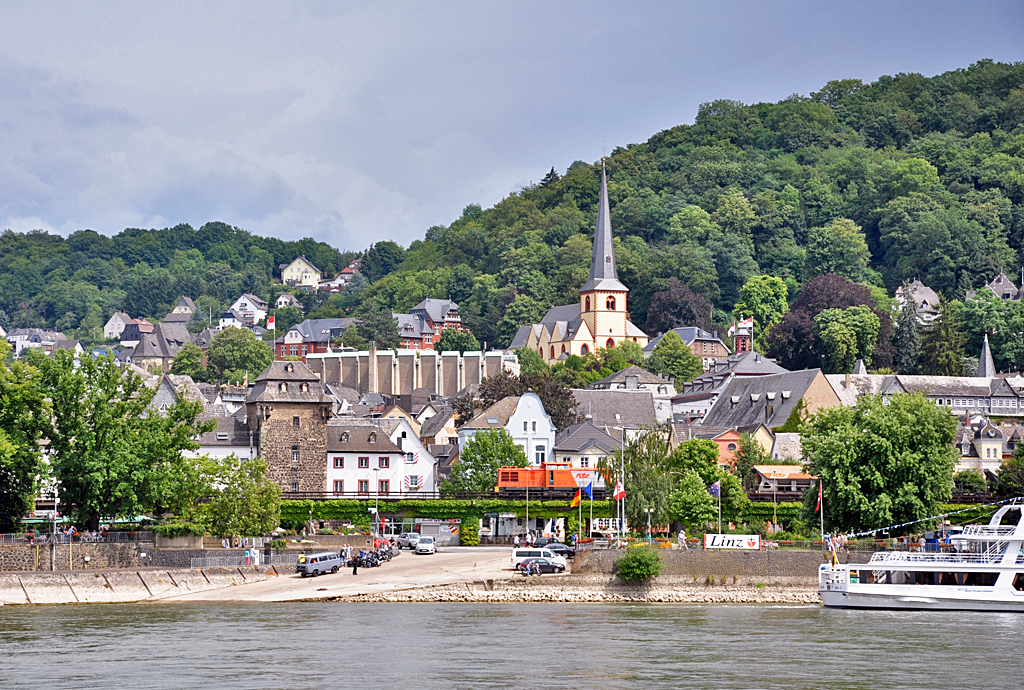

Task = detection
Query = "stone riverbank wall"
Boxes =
[0,565,279,605]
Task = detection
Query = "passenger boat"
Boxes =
[819,504,1024,611]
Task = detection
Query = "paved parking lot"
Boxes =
[157,546,518,603]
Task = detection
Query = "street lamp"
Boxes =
[645,508,654,543]
[372,467,380,535]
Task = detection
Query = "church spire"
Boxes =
[977,333,996,377]
[581,160,628,293]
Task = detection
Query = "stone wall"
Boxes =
[257,401,329,493]
[0,542,148,572]
[572,548,870,585]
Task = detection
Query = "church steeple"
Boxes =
[581,162,628,294]
[977,333,996,377]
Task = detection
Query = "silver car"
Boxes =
[295,551,343,577]
[415,536,436,554]
[396,532,421,550]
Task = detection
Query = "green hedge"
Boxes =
[459,518,479,546]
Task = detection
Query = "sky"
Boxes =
[0,1,1021,253]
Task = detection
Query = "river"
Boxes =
[2,602,1020,689]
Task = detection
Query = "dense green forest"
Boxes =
[2,60,1024,373]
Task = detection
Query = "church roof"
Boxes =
[580,163,628,293]
[978,334,997,377]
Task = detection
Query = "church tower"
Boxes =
[580,162,629,349]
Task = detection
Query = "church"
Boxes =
[510,164,648,364]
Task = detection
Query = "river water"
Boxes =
[2,602,1020,689]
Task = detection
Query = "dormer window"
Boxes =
[369,432,377,443]
[301,383,309,392]
[279,383,287,392]
[286,363,294,372]
[341,431,350,442]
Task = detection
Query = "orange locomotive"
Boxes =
[495,462,607,500]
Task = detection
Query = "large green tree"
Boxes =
[803,218,872,283]
[732,274,789,350]
[205,455,281,538]
[441,429,528,494]
[0,342,48,531]
[920,300,966,376]
[39,351,213,530]
[812,305,881,373]
[893,290,922,374]
[355,298,400,350]
[434,326,481,354]
[646,330,703,382]
[206,326,275,382]
[169,342,208,382]
[801,393,958,533]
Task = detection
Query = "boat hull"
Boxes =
[820,587,1024,611]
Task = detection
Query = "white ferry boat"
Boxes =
[819,504,1024,611]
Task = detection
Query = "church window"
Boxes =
[550,346,555,359]
[585,296,591,312]
[606,338,615,349]
[581,344,589,355]
[561,345,566,354]
[606,296,616,310]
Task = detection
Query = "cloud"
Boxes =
[0,1,1020,252]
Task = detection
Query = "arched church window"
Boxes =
[585,296,590,312]
[606,296,616,310]
[561,345,566,354]
[550,346,555,359]
[606,338,615,349]
[581,344,589,355]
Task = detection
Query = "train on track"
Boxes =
[495,462,607,500]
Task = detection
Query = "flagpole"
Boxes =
[819,480,824,542]
[718,493,722,534]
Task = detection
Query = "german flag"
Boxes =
[570,488,582,508]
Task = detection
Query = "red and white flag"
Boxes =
[613,481,625,501]
[816,481,822,512]
[267,315,276,329]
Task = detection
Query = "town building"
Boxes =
[163,296,198,325]
[552,420,621,489]
[275,317,360,360]
[229,294,268,323]
[218,309,250,330]
[458,393,556,466]
[643,327,731,370]
[671,351,789,420]
[955,414,1023,475]
[103,312,131,340]
[826,373,1024,417]
[752,465,815,497]
[131,323,191,373]
[279,256,323,289]
[894,279,940,324]
[246,360,333,494]
[326,417,437,496]
[586,365,675,424]
[120,319,154,347]
[509,164,648,363]
[393,298,466,350]
[275,293,304,310]
[6,328,67,356]
[571,388,658,441]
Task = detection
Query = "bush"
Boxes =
[614,547,663,581]
[459,518,480,546]
[152,522,206,538]
[268,539,288,551]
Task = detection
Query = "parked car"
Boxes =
[510,548,567,569]
[532,537,556,548]
[295,552,343,577]
[543,543,575,559]
[518,558,565,575]
[396,532,421,550]
[415,536,436,554]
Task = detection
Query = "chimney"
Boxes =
[845,373,850,389]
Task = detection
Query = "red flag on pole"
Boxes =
[816,481,822,512]
[613,481,625,501]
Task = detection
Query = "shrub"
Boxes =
[459,518,480,546]
[268,539,287,551]
[152,522,206,538]
[614,547,663,581]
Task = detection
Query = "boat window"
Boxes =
[1014,573,1024,591]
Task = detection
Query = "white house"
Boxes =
[103,312,131,340]
[280,256,322,289]
[229,294,268,323]
[325,418,436,497]
[458,392,556,466]
[275,293,304,310]
[218,310,248,330]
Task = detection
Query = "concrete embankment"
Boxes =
[332,575,820,604]
[0,566,279,605]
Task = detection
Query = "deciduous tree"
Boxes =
[646,330,703,383]
[206,327,274,382]
[440,429,528,494]
[434,327,480,354]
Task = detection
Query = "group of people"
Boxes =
[512,532,539,548]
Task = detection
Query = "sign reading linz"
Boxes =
[704,534,761,550]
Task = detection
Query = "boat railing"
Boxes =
[958,525,1019,538]
[868,551,1005,565]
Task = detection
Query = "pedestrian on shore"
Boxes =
[678,529,687,549]
[513,535,520,548]
[352,552,359,575]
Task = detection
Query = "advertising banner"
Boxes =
[703,534,761,550]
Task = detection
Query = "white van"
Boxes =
[511,548,567,569]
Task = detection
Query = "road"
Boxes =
[155,546,517,603]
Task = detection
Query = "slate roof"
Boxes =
[462,396,522,430]
[133,323,189,359]
[508,324,535,350]
[554,421,623,454]
[588,365,671,390]
[581,164,628,293]
[986,271,1019,300]
[246,360,332,404]
[771,433,803,461]
[420,405,455,440]
[163,374,207,405]
[701,369,824,431]
[978,334,997,377]
[197,410,253,447]
[411,298,459,324]
[326,421,404,453]
[572,389,657,430]
[825,374,892,407]
[395,313,432,339]
[176,296,197,312]
[276,318,360,344]
[643,326,729,353]
[241,293,267,308]
[541,304,582,324]
[674,352,790,402]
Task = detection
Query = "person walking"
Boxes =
[678,529,687,549]
[352,552,360,575]
[513,534,520,548]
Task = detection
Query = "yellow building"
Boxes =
[510,164,648,363]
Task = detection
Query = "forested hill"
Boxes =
[2,60,1024,360]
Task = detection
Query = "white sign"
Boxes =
[704,534,761,550]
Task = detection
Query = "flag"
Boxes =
[738,316,754,328]
[727,322,737,337]
[708,480,721,498]
[613,481,625,501]
[570,488,581,508]
[243,371,248,387]
[267,315,275,329]
[816,481,822,512]
[583,482,593,500]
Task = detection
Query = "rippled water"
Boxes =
[2,602,1021,689]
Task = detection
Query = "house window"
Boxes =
[606,296,616,310]
[727,443,737,452]
[369,432,377,443]
[333,480,344,494]
[703,342,708,353]
[535,445,545,464]
[524,421,529,432]
[379,457,390,469]
[580,457,589,468]
[585,296,591,312]
[407,475,420,489]
[292,446,299,462]
[532,421,537,432]
[379,479,389,495]
[290,482,299,492]
[301,345,308,355]
[358,480,369,494]
[289,345,299,356]
[280,383,288,392]
[334,457,344,468]
[293,416,300,427]
[561,345,566,354]
[550,346,555,359]
[359,457,369,468]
